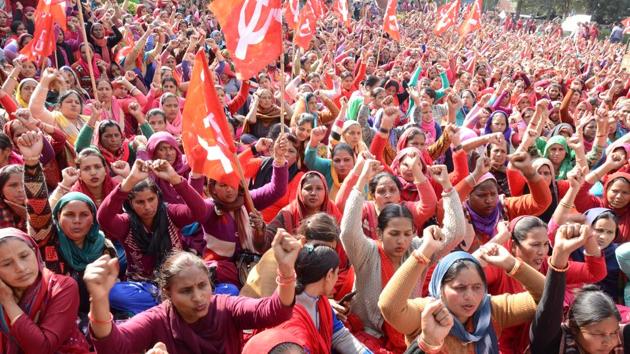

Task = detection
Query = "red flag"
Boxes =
[182,50,240,189]
[310,0,325,19]
[20,14,56,61]
[294,3,317,50]
[210,0,283,80]
[434,0,460,35]
[284,0,300,30]
[622,17,630,28]
[333,0,351,28]
[459,0,482,37]
[35,0,66,31]
[383,0,400,41]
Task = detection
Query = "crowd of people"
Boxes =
[0,0,628,353]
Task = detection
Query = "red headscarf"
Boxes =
[603,172,630,243]
[284,171,341,226]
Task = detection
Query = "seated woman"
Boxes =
[242,89,289,143]
[542,135,575,180]
[0,164,26,230]
[84,230,300,354]
[378,237,545,353]
[249,242,370,354]
[340,162,464,353]
[530,223,630,354]
[0,228,90,353]
[97,159,208,315]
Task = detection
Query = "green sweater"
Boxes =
[74,122,154,164]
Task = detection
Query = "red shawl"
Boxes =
[362,202,379,240]
[276,297,333,354]
[377,243,407,353]
[71,173,117,208]
[603,172,630,243]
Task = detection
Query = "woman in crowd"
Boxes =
[140,131,190,204]
[84,229,301,354]
[243,89,289,143]
[0,164,26,230]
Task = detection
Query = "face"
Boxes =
[154,142,177,165]
[100,126,122,153]
[373,177,401,208]
[537,165,553,186]
[406,133,426,151]
[592,217,616,249]
[469,180,499,217]
[343,125,361,148]
[332,150,353,179]
[60,94,82,119]
[0,239,39,289]
[300,176,326,212]
[583,120,597,140]
[380,217,414,259]
[15,24,26,35]
[606,179,630,210]
[130,189,159,224]
[92,23,104,39]
[462,92,474,107]
[212,182,237,203]
[547,144,567,165]
[96,81,113,102]
[341,76,353,90]
[79,155,106,188]
[162,81,177,94]
[295,121,313,142]
[576,316,620,354]
[489,143,508,169]
[442,266,485,323]
[162,97,179,120]
[58,201,93,242]
[420,104,433,123]
[548,86,560,99]
[490,114,507,133]
[19,81,36,102]
[323,267,339,297]
[148,114,167,132]
[307,96,318,112]
[308,77,322,90]
[2,173,25,205]
[285,144,298,166]
[21,61,36,78]
[258,92,273,109]
[513,226,549,270]
[166,266,212,324]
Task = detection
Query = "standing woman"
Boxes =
[0,228,90,353]
[84,230,301,354]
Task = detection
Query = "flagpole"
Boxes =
[280,23,286,134]
[375,30,384,66]
[76,0,98,98]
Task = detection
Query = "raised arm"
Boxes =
[28,69,58,126]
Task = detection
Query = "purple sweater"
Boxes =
[96,180,208,278]
[192,162,288,258]
[92,292,294,354]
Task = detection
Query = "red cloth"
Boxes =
[71,173,117,208]
[271,297,333,354]
[377,243,407,353]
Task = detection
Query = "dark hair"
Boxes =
[296,113,316,127]
[340,71,353,80]
[0,164,23,198]
[162,77,178,88]
[377,203,413,231]
[128,178,160,201]
[58,90,84,112]
[295,244,339,294]
[590,210,619,238]
[98,120,122,141]
[331,143,355,160]
[96,78,112,89]
[10,20,24,34]
[368,172,402,196]
[370,87,385,98]
[267,123,291,141]
[146,108,167,122]
[157,251,210,294]
[0,132,12,150]
[420,88,436,100]
[512,216,547,244]
[441,259,486,289]
[297,212,339,243]
[269,343,306,354]
[568,285,620,330]
[76,148,107,169]
[363,75,380,90]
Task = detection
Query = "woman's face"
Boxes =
[162,81,178,95]
[148,114,167,132]
[373,177,401,208]
[575,316,620,354]
[154,142,177,165]
[96,81,113,102]
[15,23,26,36]
[61,70,76,86]
[469,181,499,217]
[258,92,273,109]
[343,125,362,148]
[592,217,617,249]
[295,121,313,142]
[341,76,353,90]
[606,179,630,210]
[21,61,36,78]
[212,182,238,203]
[285,143,298,166]
[490,114,507,133]
[100,126,122,153]
[300,176,326,212]
[332,150,353,179]
[547,144,567,165]
[512,226,549,270]
[583,120,597,140]
[489,143,508,169]
[162,97,179,120]
[517,98,530,111]
[442,266,485,323]
[19,81,36,103]
[548,86,560,100]
[165,56,177,68]
[537,165,553,186]
[2,173,25,205]
[307,96,318,113]
[0,238,39,289]
[59,94,82,119]
[380,217,414,259]
[259,77,271,90]
[398,155,416,182]
[462,92,474,108]
[166,265,213,324]
[406,133,426,151]
[130,189,159,224]
[58,201,93,242]
[79,155,106,189]
[308,77,321,90]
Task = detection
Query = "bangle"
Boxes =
[441,187,454,196]
[507,258,522,277]
[23,157,39,165]
[276,275,297,286]
[88,311,113,324]
[57,183,70,192]
[596,134,606,138]
[412,249,430,265]
[9,313,23,326]
[276,270,296,281]
[417,334,443,354]
[559,201,574,209]
[547,257,569,273]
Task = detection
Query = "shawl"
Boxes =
[160,94,183,136]
[284,171,342,227]
[396,128,433,165]
[51,192,106,272]
[208,182,255,254]
[94,120,131,165]
[531,158,558,223]
[429,251,499,354]
[146,132,191,204]
[464,173,503,237]
[271,298,333,354]
[484,110,512,143]
[15,78,36,108]
[390,147,428,202]
[549,123,574,138]
[603,172,630,243]
[90,25,110,64]
[377,243,407,352]
[421,118,437,145]
[543,135,574,180]
[70,148,117,208]
[249,157,300,190]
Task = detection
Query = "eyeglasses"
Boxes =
[580,328,620,342]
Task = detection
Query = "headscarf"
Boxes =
[90,23,110,64]
[285,171,342,227]
[543,135,574,180]
[15,78,37,108]
[146,132,191,204]
[464,173,503,236]
[52,192,106,271]
[70,148,117,207]
[603,172,630,242]
[396,128,434,165]
[0,228,51,354]
[160,93,183,136]
[429,251,498,354]
[531,158,558,222]
[208,180,255,253]
[390,147,429,202]
[340,120,368,155]
[484,110,512,143]
[549,122,574,138]
[584,208,618,239]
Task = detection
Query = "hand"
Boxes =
[447,93,462,109]
[473,155,491,178]
[83,255,119,301]
[0,278,16,305]
[111,160,131,178]
[89,101,103,121]
[255,138,273,155]
[150,160,181,185]
[124,71,137,82]
[360,159,383,181]
[132,135,148,149]
[552,223,590,268]
[566,165,585,189]
[536,99,550,111]
[486,132,504,145]
[429,165,450,187]
[420,299,454,347]
[567,135,584,153]
[309,126,327,146]
[330,299,351,322]
[40,68,59,86]
[273,135,288,165]
[124,159,151,187]
[417,225,445,259]
[16,131,44,160]
[146,342,169,354]
[446,124,460,146]
[382,95,395,107]
[381,107,399,130]
[128,101,142,116]
[60,167,80,188]
[272,229,302,276]
[248,209,264,231]
[605,149,626,170]
[479,243,516,272]
[509,151,535,178]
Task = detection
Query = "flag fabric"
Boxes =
[20,0,66,61]
[383,0,400,41]
[209,0,283,80]
[294,2,317,50]
[284,0,300,30]
[182,50,241,189]
[333,0,351,28]
[309,0,325,19]
[434,0,460,35]
[459,0,482,37]
[622,17,630,28]
[35,0,66,31]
